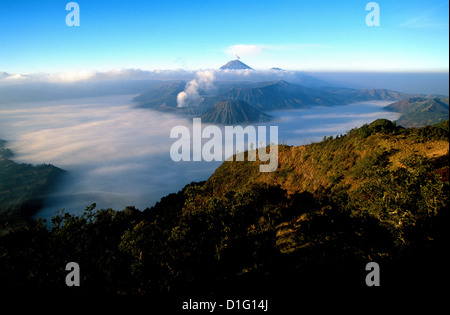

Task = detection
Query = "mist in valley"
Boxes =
[0,85,401,220]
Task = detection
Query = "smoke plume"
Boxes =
[177,70,215,107]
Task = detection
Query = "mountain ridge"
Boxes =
[385,97,449,127]
[0,138,66,236]
[205,119,449,196]
[133,80,411,118]
[201,99,272,124]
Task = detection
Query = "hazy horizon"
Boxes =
[1,69,448,104]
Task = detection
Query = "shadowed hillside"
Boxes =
[0,138,65,236]
[385,97,449,127]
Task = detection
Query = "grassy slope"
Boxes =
[205,119,449,196]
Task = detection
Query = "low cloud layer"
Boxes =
[0,92,401,221]
[0,95,221,218]
[1,68,448,97]
[0,69,195,85]
[0,68,306,86]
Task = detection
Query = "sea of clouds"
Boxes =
[2,68,433,219]
[0,93,399,220]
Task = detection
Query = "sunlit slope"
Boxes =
[206,119,449,196]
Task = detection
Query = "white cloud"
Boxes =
[226,44,266,58]
[225,43,330,59]
[177,70,216,107]
[0,94,220,217]
[0,68,197,86]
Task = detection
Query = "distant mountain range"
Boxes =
[133,79,412,124]
[222,80,348,110]
[385,97,449,127]
[132,81,185,108]
[132,59,417,124]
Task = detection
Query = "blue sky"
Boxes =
[0,0,448,73]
